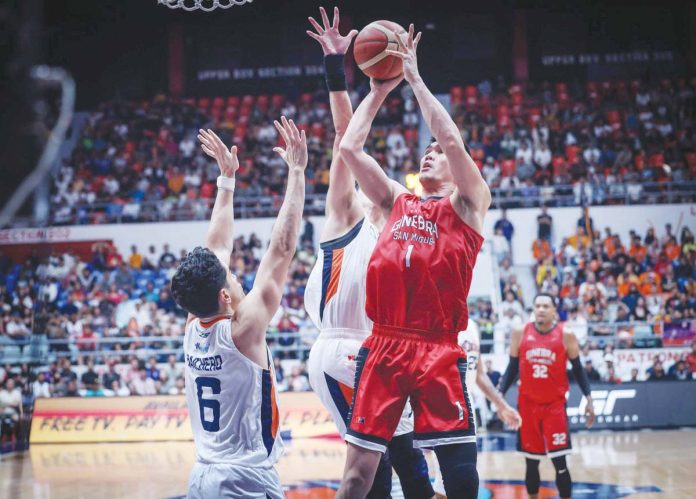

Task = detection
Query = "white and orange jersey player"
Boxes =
[431,319,523,498]
[172,118,308,499]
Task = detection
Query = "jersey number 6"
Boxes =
[196,377,221,432]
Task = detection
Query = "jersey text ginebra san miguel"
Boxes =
[519,321,569,404]
[366,193,483,336]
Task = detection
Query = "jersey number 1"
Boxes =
[405,244,414,268]
[196,377,220,432]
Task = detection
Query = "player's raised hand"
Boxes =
[273,116,308,171]
[307,6,358,55]
[198,129,239,178]
[498,404,522,430]
[369,74,403,96]
[384,23,422,83]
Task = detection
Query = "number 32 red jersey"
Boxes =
[366,193,483,336]
[519,322,569,405]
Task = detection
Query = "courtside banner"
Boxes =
[31,392,339,444]
[505,381,696,431]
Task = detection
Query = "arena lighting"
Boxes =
[157,0,252,12]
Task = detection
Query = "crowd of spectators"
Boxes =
[494,206,695,351]
[50,77,696,225]
[454,77,696,207]
[50,86,419,224]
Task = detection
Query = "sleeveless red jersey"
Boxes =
[519,321,568,404]
[365,193,483,336]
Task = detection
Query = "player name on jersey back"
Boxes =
[185,354,223,372]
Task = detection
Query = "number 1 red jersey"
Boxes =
[365,193,483,336]
[519,322,568,405]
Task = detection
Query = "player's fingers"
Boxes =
[274,120,290,143]
[347,29,359,40]
[408,24,414,46]
[201,144,216,158]
[207,129,224,152]
[308,16,324,34]
[280,115,292,139]
[229,145,238,157]
[384,49,405,59]
[332,6,339,30]
[394,30,406,51]
[306,30,322,41]
[414,31,422,48]
[300,129,306,145]
[288,119,300,142]
[320,6,331,30]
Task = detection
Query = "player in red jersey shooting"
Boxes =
[499,293,596,499]
[335,24,491,499]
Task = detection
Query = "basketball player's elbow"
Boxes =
[338,136,361,160]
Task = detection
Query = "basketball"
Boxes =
[353,20,406,80]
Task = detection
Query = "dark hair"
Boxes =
[534,292,558,309]
[171,247,227,317]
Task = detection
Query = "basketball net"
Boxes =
[157,0,252,12]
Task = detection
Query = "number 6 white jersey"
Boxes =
[184,316,283,467]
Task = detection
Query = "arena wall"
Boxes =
[1,203,692,266]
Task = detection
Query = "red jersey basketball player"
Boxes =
[335,25,491,499]
[499,293,596,499]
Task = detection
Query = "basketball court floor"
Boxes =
[1,429,694,498]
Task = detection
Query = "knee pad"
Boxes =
[365,451,392,499]
[552,456,572,498]
[434,443,479,499]
[525,458,541,494]
[388,433,434,499]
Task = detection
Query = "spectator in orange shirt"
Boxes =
[639,268,662,291]
[531,238,553,264]
[664,236,681,261]
[628,236,647,265]
[129,245,143,270]
[167,167,185,194]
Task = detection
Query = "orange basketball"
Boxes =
[353,20,406,80]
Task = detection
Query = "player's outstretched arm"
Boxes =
[498,326,522,395]
[564,329,595,428]
[339,77,408,214]
[198,128,239,264]
[306,7,362,230]
[386,25,491,229]
[476,358,522,430]
[233,117,307,365]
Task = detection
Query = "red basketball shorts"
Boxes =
[517,395,572,459]
[344,325,476,453]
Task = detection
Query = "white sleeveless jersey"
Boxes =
[184,317,283,467]
[457,320,481,399]
[304,219,378,334]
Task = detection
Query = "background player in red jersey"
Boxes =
[499,293,596,499]
[335,25,491,499]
